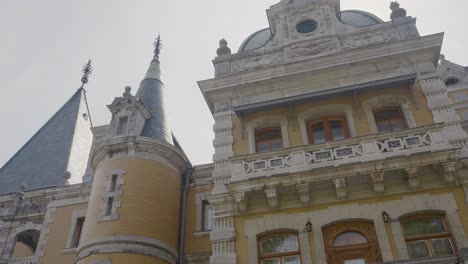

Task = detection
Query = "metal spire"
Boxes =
[153,34,162,57]
[80,59,93,89]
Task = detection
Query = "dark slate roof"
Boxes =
[0,89,86,194]
[136,56,173,144]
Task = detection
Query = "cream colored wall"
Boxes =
[183,185,212,255]
[11,242,34,258]
[448,89,468,121]
[232,84,432,156]
[39,202,88,264]
[234,187,467,264]
[79,158,181,263]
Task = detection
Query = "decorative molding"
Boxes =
[233,193,247,213]
[77,235,177,264]
[405,167,420,189]
[370,171,385,194]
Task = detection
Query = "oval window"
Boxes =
[296,20,318,34]
[445,78,460,86]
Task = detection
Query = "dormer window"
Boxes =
[255,127,283,153]
[307,117,349,144]
[116,116,128,135]
[374,107,407,133]
[445,78,460,86]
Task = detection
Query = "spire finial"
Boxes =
[80,59,93,89]
[153,34,162,56]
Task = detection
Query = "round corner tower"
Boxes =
[76,42,188,264]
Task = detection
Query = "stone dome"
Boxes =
[237,10,384,53]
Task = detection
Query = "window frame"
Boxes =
[202,200,213,231]
[257,231,302,264]
[307,116,350,144]
[255,127,284,153]
[373,107,408,133]
[400,213,457,258]
[70,217,85,248]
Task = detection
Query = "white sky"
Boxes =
[0,0,467,167]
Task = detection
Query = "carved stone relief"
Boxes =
[287,37,340,60]
[341,30,400,51]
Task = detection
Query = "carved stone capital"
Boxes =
[442,162,458,184]
[296,183,310,204]
[233,192,247,213]
[370,171,385,194]
[264,188,279,208]
[405,167,420,189]
[332,178,347,199]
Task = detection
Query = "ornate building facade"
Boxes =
[1,1,468,263]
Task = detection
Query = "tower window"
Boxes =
[401,213,456,258]
[374,107,407,133]
[255,127,283,153]
[105,197,114,216]
[70,217,85,248]
[109,174,118,192]
[307,117,349,144]
[296,20,318,34]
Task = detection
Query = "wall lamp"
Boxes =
[305,219,313,232]
[382,211,391,223]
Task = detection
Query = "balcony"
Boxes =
[7,257,35,264]
[231,124,453,182]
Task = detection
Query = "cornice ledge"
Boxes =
[92,136,188,175]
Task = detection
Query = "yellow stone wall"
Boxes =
[38,202,88,264]
[183,185,212,255]
[234,186,468,264]
[79,158,181,263]
[232,84,432,155]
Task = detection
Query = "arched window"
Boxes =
[373,107,407,133]
[323,220,381,264]
[12,229,40,258]
[307,117,349,144]
[258,232,301,264]
[400,213,456,258]
[255,127,283,153]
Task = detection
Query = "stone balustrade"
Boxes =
[231,124,452,182]
[7,257,35,264]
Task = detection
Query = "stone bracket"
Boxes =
[332,178,347,199]
[264,188,279,208]
[441,162,457,184]
[296,183,310,204]
[405,167,420,189]
[233,192,247,213]
[370,171,385,194]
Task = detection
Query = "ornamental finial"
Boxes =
[390,1,407,21]
[80,59,93,89]
[153,34,162,56]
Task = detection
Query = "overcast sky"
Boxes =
[0,0,467,167]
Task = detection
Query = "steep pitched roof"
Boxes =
[0,89,92,194]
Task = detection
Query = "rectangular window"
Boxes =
[116,116,128,135]
[109,174,118,192]
[71,217,85,248]
[202,200,213,231]
[307,116,349,144]
[255,127,283,153]
[374,107,407,133]
[105,197,114,216]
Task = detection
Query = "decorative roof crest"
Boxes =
[153,34,162,57]
[80,59,93,89]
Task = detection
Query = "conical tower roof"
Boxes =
[0,88,93,194]
[136,37,173,144]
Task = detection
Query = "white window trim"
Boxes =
[298,104,358,145]
[100,169,125,222]
[246,115,289,154]
[362,95,416,133]
[65,209,87,249]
